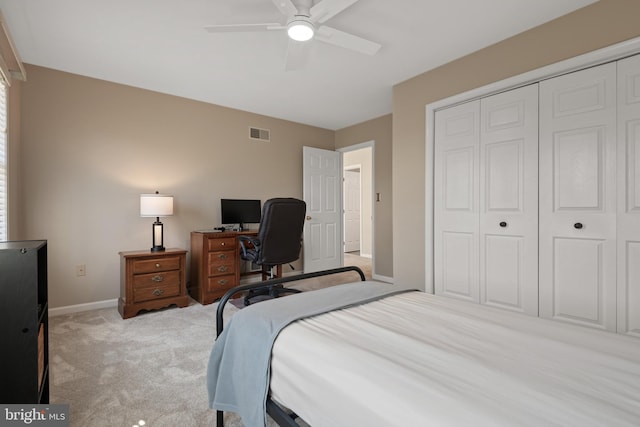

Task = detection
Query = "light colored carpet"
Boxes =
[49,255,372,427]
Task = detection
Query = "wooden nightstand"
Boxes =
[118,248,189,319]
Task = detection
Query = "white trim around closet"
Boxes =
[424,36,640,294]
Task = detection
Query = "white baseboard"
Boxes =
[372,273,393,283]
[49,299,118,317]
[48,270,391,316]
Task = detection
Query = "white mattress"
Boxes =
[269,291,640,427]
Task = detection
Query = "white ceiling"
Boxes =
[0,0,596,130]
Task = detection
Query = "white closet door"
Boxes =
[480,84,539,315]
[539,62,617,331]
[434,101,480,302]
[617,54,640,337]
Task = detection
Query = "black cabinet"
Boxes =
[0,240,49,403]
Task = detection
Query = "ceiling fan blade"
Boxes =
[284,38,310,71]
[310,0,360,23]
[315,26,381,56]
[271,0,298,17]
[205,23,284,33]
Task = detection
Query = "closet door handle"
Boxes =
[574,222,583,230]
[499,221,507,228]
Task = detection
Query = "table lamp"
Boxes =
[140,192,174,252]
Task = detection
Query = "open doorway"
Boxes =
[340,142,373,277]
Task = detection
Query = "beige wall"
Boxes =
[336,114,393,278]
[20,64,335,308]
[392,0,640,289]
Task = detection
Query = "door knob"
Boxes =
[306,216,312,220]
[499,221,507,228]
[574,222,583,229]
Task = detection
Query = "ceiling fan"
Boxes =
[205,0,381,70]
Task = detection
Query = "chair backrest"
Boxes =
[255,198,306,266]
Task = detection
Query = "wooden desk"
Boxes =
[190,230,268,305]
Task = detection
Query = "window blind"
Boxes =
[0,79,6,241]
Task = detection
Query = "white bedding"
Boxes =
[270,291,640,427]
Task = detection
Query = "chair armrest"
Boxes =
[238,235,261,258]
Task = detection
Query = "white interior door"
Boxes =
[434,100,480,302]
[479,84,539,315]
[539,62,617,331]
[303,146,343,273]
[617,53,640,337]
[343,169,361,253]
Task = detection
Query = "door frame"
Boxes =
[338,140,375,270]
[425,36,640,294]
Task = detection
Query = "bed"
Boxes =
[207,267,640,427]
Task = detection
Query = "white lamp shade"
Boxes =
[140,194,174,217]
[287,19,314,42]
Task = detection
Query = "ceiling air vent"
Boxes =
[249,127,270,142]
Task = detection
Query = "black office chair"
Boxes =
[238,198,306,305]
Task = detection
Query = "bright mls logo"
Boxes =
[0,405,69,427]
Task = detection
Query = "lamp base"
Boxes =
[151,219,165,252]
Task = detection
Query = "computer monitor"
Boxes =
[220,199,261,231]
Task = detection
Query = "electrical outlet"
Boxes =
[76,264,86,276]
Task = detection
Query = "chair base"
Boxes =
[261,264,283,281]
[244,284,302,306]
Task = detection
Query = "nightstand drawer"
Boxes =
[133,282,181,303]
[208,237,235,251]
[132,256,181,274]
[207,274,237,292]
[132,270,181,288]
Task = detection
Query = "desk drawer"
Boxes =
[132,256,181,274]
[133,270,181,288]
[133,282,181,303]
[207,274,237,292]
[208,252,236,276]
[208,237,236,251]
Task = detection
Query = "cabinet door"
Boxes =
[617,53,640,337]
[479,84,539,315]
[539,62,617,331]
[434,100,480,302]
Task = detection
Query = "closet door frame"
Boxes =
[425,36,640,294]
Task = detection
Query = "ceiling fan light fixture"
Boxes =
[287,18,314,42]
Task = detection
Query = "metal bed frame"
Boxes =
[215,266,367,427]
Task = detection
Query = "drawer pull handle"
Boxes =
[218,265,229,272]
[499,221,507,228]
[218,253,227,259]
[151,275,164,282]
[155,263,161,268]
[218,279,228,285]
[152,288,164,297]
[574,222,583,230]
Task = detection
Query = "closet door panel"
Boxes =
[483,235,523,308]
[434,101,480,302]
[617,54,640,337]
[540,62,617,331]
[480,84,538,315]
[553,237,605,324]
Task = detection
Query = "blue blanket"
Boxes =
[207,280,408,427]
